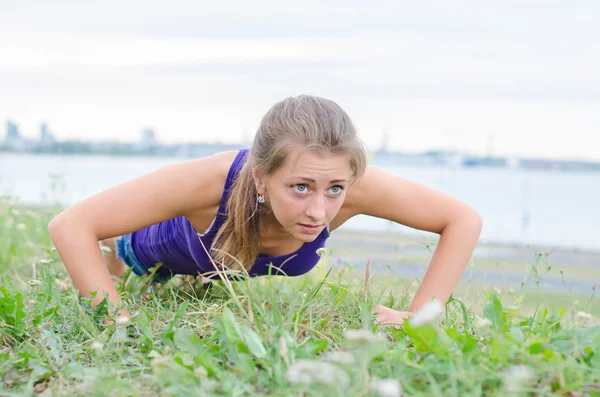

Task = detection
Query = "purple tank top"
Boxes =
[131,148,330,278]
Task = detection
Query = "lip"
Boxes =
[298,223,322,234]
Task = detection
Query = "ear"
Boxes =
[251,166,266,194]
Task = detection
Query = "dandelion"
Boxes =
[16,223,26,230]
[474,317,492,329]
[371,378,402,397]
[285,359,349,387]
[28,279,42,287]
[39,259,53,265]
[410,299,444,327]
[344,329,386,344]
[91,342,104,351]
[316,248,327,257]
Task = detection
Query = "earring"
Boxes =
[257,194,265,204]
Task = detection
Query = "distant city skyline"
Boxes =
[1,1,599,161]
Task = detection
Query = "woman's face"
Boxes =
[253,148,352,242]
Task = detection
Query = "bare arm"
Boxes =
[48,151,236,309]
[339,165,483,313]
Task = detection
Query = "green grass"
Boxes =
[1,194,600,396]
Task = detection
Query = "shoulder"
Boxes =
[171,149,245,214]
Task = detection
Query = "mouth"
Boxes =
[298,223,323,233]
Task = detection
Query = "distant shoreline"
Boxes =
[7,196,600,257]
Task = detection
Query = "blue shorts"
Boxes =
[116,233,170,281]
[115,233,149,277]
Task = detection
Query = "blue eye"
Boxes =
[294,184,308,193]
[329,185,344,195]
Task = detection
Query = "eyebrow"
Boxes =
[298,177,348,183]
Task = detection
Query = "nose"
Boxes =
[305,194,326,222]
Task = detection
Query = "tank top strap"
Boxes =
[216,148,250,219]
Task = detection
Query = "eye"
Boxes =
[294,184,309,193]
[328,185,345,195]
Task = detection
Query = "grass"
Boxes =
[1,194,600,396]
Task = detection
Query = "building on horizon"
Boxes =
[39,122,56,146]
[1,120,29,151]
[5,120,20,141]
[136,127,159,151]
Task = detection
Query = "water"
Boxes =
[2,152,599,252]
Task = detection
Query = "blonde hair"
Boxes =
[211,95,368,272]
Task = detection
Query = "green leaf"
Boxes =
[163,301,189,342]
[446,328,477,354]
[404,321,448,357]
[240,325,267,359]
[173,329,220,377]
[483,293,504,332]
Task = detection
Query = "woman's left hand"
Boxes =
[372,305,412,328]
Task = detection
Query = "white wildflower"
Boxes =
[39,259,53,265]
[503,364,536,392]
[285,359,349,387]
[28,279,42,287]
[25,210,39,218]
[91,342,104,351]
[573,300,580,306]
[55,278,71,292]
[474,317,492,329]
[576,311,593,325]
[99,245,112,254]
[151,355,169,368]
[279,336,288,361]
[493,287,502,294]
[16,223,26,230]
[371,378,402,397]
[343,329,386,344]
[322,350,355,365]
[410,299,444,327]
[316,247,327,257]
[10,208,21,216]
[116,316,130,326]
[194,366,208,377]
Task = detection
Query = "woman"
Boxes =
[48,94,483,326]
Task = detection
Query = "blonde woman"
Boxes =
[48,95,483,325]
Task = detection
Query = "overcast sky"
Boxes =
[1,1,599,161]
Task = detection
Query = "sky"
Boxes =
[1,1,599,161]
